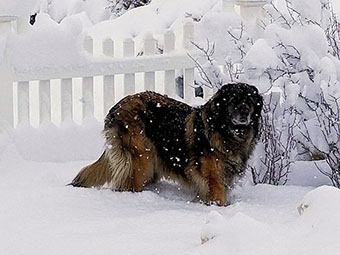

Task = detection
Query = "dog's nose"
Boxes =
[240,109,249,119]
[237,108,250,124]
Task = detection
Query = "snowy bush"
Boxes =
[194,0,340,187]
[106,0,151,17]
[190,40,227,89]
[191,22,254,88]
[246,0,340,187]
[250,92,298,185]
[298,86,340,188]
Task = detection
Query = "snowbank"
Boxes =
[87,0,243,59]
[0,119,103,162]
[3,158,338,255]
[2,164,338,255]
[199,185,340,255]
[298,185,340,217]
[6,12,92,74]
[88,0,221,40]
[1,1,340,254]
[0,0,39,16]
[4,0,241,73]
[37,0,110,24]
[2,0,340,74]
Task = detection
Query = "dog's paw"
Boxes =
[205,199,228,207]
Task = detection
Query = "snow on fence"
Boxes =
[0,0,267,128]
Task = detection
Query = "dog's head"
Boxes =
[210,83,263,131]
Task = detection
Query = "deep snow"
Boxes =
[1,0,340,254]
[0,124,339,255]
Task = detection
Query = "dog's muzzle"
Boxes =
[232,111,251,126]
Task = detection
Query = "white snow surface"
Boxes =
[4,0,240,73]
[1,1,340,254]
[0,122,339,255]
[3,0,340,74]
[6,12,93,74]
[0,0,39,16]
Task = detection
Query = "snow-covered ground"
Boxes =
[1,156,339,255]
[2,0,340,254]
[0,124,339,255]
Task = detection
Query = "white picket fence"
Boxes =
[13,22,204,127]
[0,0,267,128]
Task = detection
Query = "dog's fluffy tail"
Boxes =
[70,152,112,188]
[70,127,134,190]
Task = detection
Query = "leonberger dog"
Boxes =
[71,82,263,206]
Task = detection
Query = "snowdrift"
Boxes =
[200,185,340,255]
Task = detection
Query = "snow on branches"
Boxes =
[253,0,340,187]
[106,0,151,17]
[193,0,340,187]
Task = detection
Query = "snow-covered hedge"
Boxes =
[30,0,151,24]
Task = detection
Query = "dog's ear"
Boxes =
[206,84,234,123]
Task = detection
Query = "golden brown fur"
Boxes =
[71,83,263,206]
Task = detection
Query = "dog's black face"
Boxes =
[228,98,255,126]
[222,83,262,125]
[210,83,263,137]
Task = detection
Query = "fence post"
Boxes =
[144,33,156,91]
[60,78,73,122]
[184,68,195,103]
[82,76,94,120]
[17,81,30,125]
[223,0,236,12]
[203,86,214,100]
[183,21,194,50]
[82,36,94,120]
[103,38,115,116]
[0,17,16,129]
[123,38,136,95]
[235,0,266,38]
[164,30,176,98]
[183,21,195,103]
[38,80,51,124]
[15,16,30,34]
[83,35,94,55]
[0,60,14,129]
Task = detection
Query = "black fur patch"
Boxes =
[143,98,191,178]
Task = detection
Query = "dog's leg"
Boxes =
[128,134,155,192]
[187,154,226,206]
[206,173,226,206]
[130,154,155,191]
